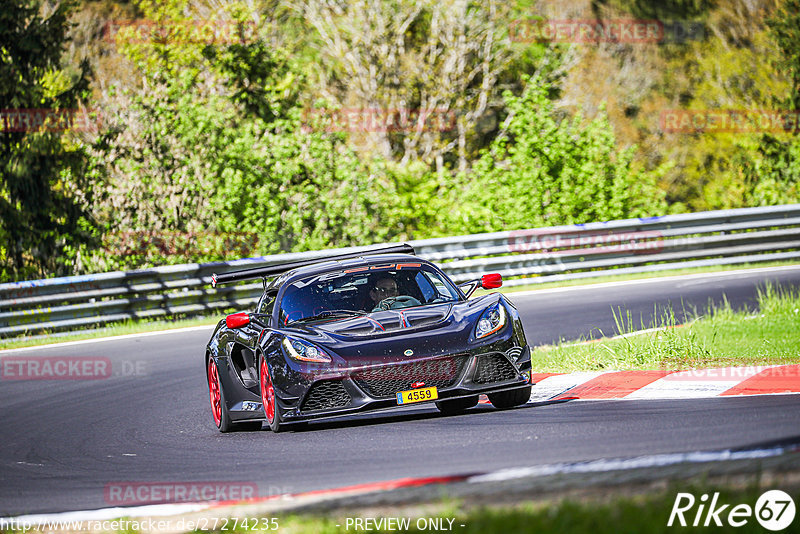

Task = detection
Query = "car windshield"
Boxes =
[277,264,461,325]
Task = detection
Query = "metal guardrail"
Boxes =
[2,204,800,337]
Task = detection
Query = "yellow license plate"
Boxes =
[396,386,438,405]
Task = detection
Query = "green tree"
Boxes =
[767,0,800,111]
[294,0,550,172]
[0,0,97,281]
[741,0,800,206]
[91,0,433,269]
[657,28,788,211]
[449,77,668,234]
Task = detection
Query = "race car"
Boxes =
[205,244,532,432]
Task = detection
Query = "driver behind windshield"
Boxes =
[367,274,424,311]
[368,275,399,310]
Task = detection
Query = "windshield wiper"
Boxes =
[292,309,364,324]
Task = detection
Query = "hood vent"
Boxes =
[315,305,451,337]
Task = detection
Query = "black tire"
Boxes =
[435,395,479,415]
[259,355,284,433]
[208,358,234,432]
[208,359,263,432]
[488,386,532,409]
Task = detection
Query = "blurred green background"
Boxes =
[2,0,798,281]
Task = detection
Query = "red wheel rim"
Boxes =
[207,359,222,427]
[260,358,275,424]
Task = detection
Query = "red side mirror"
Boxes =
[481,273,502,289]
[226,312,250,329]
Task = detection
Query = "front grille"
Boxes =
[300,380,351,412]
[473,354,518,384]
[352,355,467,398]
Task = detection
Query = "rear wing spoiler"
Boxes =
[211,244,415,287]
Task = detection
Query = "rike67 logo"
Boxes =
[668,490,796,531]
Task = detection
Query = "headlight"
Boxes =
[475,303,506,339]
[282,337,331,363]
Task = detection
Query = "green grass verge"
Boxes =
[531,283,800,373]
[187,479,795,534]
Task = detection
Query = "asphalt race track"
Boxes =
[2,266,800,516]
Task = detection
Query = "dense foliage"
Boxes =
[1,0,798,280]
[0,0,98,280]
[448,79,668,233]
[743,0,800,206]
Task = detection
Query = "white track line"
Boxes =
[508,264,800,298]
[529,372,605,401]
[468,447,787,483]
[0,325,216,355]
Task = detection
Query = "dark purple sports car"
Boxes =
[205,244,532,432]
